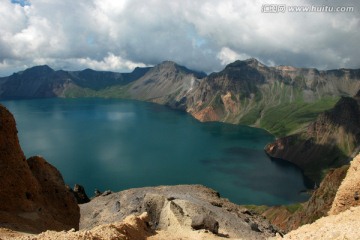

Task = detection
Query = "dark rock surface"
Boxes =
[72,184,90,204]
[191,214,219,234]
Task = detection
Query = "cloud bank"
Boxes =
[1,0,359,76]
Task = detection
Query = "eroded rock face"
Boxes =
[280,206,360,240]
[0,105,42,213]
[330,154,360,215]
[27,156,80,230]
[0,105,79,233]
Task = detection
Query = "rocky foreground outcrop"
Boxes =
[80,185,278,239]
[274,153,360,239]
[277,206,360,240]
[0,104,79,233]
[329,153,360,214]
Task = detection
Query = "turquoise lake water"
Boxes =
[1,98,310,205]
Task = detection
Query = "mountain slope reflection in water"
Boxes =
[2,98,310,205]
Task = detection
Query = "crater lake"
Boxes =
[1,98,311,205]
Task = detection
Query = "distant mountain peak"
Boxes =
[160,60,177,65]
[224,58,265,71]
[26,65,54,72]
[82,68,96,73]
[157,61,179,70]
[19,65,54,77]
[153,61,206,78]
[244,58,260,64]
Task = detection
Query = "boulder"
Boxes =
[191,214,219,234]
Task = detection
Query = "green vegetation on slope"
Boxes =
[233,81,339,137]
[259,97,339,137]
[95,85,131,98]
[64,85,131,99]
[63,85,97,98]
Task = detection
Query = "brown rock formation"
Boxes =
[0,104,79,233]
[278,154,360,240]
[329,154,360,215]
[279,206,360,240]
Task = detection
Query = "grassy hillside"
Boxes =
[259,97,339,137]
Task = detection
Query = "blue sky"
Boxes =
[11,0,29,6]
[1,0,359,76]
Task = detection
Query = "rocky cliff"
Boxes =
[185,59,360,137]
[275,153,360,240]
[265,91,360,182]
[0,104,79,233]
[329,154,360,215]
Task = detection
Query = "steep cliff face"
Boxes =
[0,105,79,233]
[329,154,360,215]
[186,59,271,123]
[265,91,360,182]
[185,59,360,138]
[278,154,360,240]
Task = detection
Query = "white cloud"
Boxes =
[75,53,148,71]
[217,47,251,65]
[0,0,359,76]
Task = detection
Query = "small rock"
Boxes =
[102,190,112,196]
[73,184,90,204]
[191,214,219,234]
[94,189,102,197]
[210,201,223,207]
[354,191,359,201]
[113,201,121,212]
[250,222,261,232]
[241,210,253,216]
